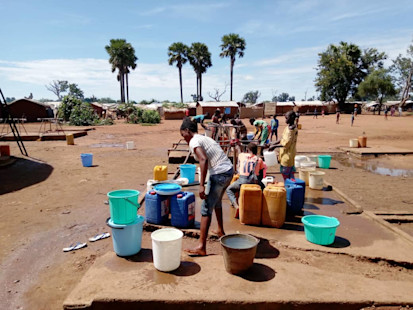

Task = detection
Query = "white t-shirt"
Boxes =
[189,134,232,175]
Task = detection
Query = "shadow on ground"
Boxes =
[0,157,53,195]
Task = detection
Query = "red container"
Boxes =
[0,145,10,156]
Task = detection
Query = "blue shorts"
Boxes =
[201,168,234,216]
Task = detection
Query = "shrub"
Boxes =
[128,108,144,124]
[69,102,99,126]
[58,95,82,121]
[140,110,160,124]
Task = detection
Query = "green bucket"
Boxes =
[318,155,332,169]
[301,215,340,245]
[107,189,140,224]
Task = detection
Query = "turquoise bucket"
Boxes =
[318,155,332,169]
[81,153,93,167]
[301,215,340,245]
[180,164,196,184]
[107,215,144,256]
[107,189,140,224]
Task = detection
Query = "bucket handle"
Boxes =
[125,198,140,209]
[106,217,124,230]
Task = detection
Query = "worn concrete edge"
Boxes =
[324,178,413,247]
[63,298,413,310]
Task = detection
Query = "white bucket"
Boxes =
[309,171,325,190]
[295,155,309,168]
[126,141,134,150]
[151,228,183,272]
[307,155,318,165]
[349,139,359,148]
[299,168,313,186]
[263,151,278,167]
[300,161,316,170]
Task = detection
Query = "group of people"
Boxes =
[180,110,298,256]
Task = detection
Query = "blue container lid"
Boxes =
[107,215,144,228]
[154,183,181,191]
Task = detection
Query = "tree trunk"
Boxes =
[230,57,234,101]
[119,72,124,103]
[199,73,202,99]
[126,73,129,103]
[378,96,383,115]
[179,66,183,103]
[121,72,125,103]
[196,75,199,100]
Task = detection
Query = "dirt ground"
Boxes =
[0,113,413,309]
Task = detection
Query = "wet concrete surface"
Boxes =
[64,179,413,309]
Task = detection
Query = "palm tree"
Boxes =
[220,33,246,101]
[168,42,189,103]
[188,42,212,101]
[105,39,138,103]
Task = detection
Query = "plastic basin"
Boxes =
[107,189,140,224]
[80,153,93,167]
[220,234,259,274]
[151,228,183,272]
[180,164,196,184]
[318,155,332,169]
[301,215,340,245]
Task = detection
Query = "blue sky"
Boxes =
[0,0,412,102]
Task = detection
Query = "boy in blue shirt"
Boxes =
[270,115,279,141]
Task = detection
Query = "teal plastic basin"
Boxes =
[318,155,332,169]
[301,215,340,245]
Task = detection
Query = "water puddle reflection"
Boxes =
[333,154,413,177]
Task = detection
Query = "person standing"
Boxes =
[351,112,355,127]
[180,118,233,256]
[270,115,279,141]
[268,110,298,181]
[398,106,403,117]
[336,109,340,124]
[313,108,318,119]
[384,106,388,120]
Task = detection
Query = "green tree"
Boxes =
[45,80,69,100]
[242,90,260,104]
[273,92,295,102]
[315,41,386,109]
[69,102,99,126]
[220,33,246,101]
[68,83,84,99]
[168,42,189,103]
[358,69,396,115]
[58,95,82,121]
[390,40,413,106]
[105,39,138,103]
[188,42,212,101]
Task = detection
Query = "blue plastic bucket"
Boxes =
[301,215,340,245]
[318,155,332,169]
[107,216,144,256]
[80,153,93,167]
[247,133,254,140]
[180,164,196,184]
[107,189,140,224]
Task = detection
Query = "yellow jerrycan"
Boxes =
[239,184,262,225]
[153,165,168,181]
[262,186,286,228]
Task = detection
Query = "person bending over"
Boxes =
[249,118,269,146]
[191,112,210,129]
[180,118,233,256]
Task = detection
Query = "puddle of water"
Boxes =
[90,143,125,148]
[333,154,413,177]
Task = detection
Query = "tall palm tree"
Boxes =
[188,42,212,101]
[105,39,138,103]
[220,33,246,101]
[168,42,189,103]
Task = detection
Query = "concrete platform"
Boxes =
[0,130,88,141]
[64,184,413,309]
[340,145,413,157]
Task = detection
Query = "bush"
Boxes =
[69,102,99,126]
[128,108,144,124]
[58,95,82,121]
[140,110,160,124]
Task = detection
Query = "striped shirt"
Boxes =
[189,134,232,175]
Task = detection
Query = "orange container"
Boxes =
[267,182,284,188]
[239,184,262,225]
[358,136,367,148]
[262,187,286,228]
[0,145,10,156]
[153,165,168,181]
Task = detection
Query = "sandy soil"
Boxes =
[0,113,412,309]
